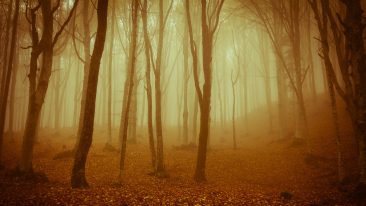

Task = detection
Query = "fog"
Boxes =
[7,0,325,132]
[0,0,365,204]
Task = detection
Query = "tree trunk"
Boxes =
[193,0,224,182]
[183,23,189,145]
[341,0,366,191]
[106,0,116,145]
[53,56,61,131]
[128,76,138,144]
[291,0,310,153]
[231,78,237,149]
[310,0,345,182]
[141,0,156,169]
[0,0,13,99]
[0,0,19,166]
[8,37,19,141]
[119,0,138,177]
[75,0,91,150]
[259,32,273,133]
[154,0,169,177]
[71,0,108,188]
[20,1,55,173]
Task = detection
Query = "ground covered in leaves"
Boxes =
[0,99,364,205]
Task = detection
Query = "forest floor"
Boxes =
[0,99,364,205]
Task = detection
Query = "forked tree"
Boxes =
[311,0,366,194]
[309,0,345,184]
[18,0,78,174]
[186,0,225,182]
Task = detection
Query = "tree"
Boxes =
[18,0,78,174]
[119,0,139,177]
[106,0,116,147]
[309,0,345,183]
[74,0,92,151]
[0,0,13,98]
[0,0,20,167]
[141,0,156,170]
[186,0,225,182]
[231,27,241,148]
[71,0,108,188]
[248,0,310,151]
[153,0,173,177]
[231,69,239,149]
[182,17,190,145]
[311,0,366,195]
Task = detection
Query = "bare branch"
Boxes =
[51,0,61,14]
[52,0,79,47]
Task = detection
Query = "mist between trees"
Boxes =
[0,0,365,200]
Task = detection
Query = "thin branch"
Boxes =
[52,0,79,47]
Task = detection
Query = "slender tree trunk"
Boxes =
[0,0,19,166]
[20,1,55,173]
[141,0,156,170]
[306,6,316,101]
[183,23,189,145]
[291,0,310,153]
[259,32,273,133]
[71,0,108,188]
[128,76,138,144]
[75,0,91,150]
[310,0,345,182]
[0,0,13,99]
[193,0,224,182]
[73,59,81,127]
[192,96,198,144]
[154,0,169,177]
[8,37,19,141]
[119,0,138,177]
[106,0,116,146]
[231,76,238,149]
[53,56,61,131]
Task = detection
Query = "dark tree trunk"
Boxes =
[0,0,13,99]
[154,0,171,177]
[341,0,366,190]
[20,0,78,174]
[186,0,224,182]
[8,38,19,141]
[0,0,19,166]
[71,0,108,188]
[310,0,345,182]
[20,1,54,173]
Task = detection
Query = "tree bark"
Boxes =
[0,0,19,166]
[310,0,345,182]
[154,0,171,177]
[188,0,224,182]
[0,0,13,99]
[71,0,108,188]
[8,37,19,141]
